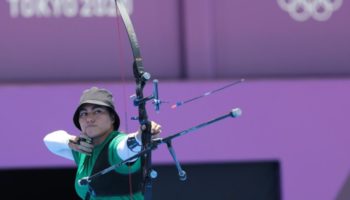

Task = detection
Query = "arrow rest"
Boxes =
[130,79,165,117]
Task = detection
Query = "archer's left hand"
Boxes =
[135,120,162,142]
[150,120,162,139]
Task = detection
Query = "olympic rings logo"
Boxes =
[277,0,343,21]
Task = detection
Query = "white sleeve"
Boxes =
[43,130,74,160]
[116,133,142,162]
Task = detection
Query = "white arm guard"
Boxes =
[116,133,142,162]
[43,130,74,160]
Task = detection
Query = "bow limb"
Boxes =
[115,0,153,199]
[115,0,145,79]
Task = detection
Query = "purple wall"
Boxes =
[1,79,350,200]
[1,0,349,81]
[0,0,182,81]
[1,0,350,200]
[184,0,350,78]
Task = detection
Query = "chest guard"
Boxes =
[89,137,142,197]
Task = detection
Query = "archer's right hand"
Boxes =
[68,135,94,156]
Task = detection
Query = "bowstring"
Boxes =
[114,1,134,199]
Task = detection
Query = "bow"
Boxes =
[114,0,154,199]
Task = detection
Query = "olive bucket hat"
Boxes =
[73,87,120,131]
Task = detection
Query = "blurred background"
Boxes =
[1,0,349,199]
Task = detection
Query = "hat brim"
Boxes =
[79,100,111,108]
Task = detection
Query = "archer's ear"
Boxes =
[109,112,115,123]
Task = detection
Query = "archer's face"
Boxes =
[78,104,114,143]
